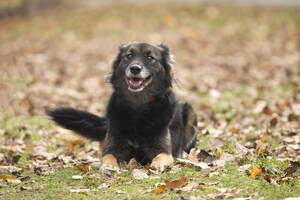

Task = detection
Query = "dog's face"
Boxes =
[111,42,174,101]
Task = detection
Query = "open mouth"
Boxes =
[126,76,152,92]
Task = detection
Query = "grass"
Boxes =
[0,115,299,200]
[1,153,299,200]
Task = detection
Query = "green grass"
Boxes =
[1,158,299,200]
[0,114,299,199]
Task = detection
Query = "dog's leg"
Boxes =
[182,103,198,153]
[150,153,174,171]
[101,153,119,171]
[144,131,174,171]
[101,140,133,171]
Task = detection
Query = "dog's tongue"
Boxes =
[129,78,143,88]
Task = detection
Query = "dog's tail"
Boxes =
[47,107,107,141]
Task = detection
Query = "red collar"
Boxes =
[148,96,156,104]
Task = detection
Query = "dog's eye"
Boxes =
[147,56,154,61]
[125,53,133,59]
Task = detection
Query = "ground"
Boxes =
[0,3,300,200]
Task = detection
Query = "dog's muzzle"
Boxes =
[125,64,152,92]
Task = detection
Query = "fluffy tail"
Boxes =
[47,107,107,141]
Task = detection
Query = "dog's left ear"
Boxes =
[158,43,175,73]
[158,43,175,87]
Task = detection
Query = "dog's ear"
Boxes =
[112,43,129,69]
[110,43,130,83]
[158,43,175,87]
[158,43,175,72]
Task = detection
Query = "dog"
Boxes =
[48,42,198,171]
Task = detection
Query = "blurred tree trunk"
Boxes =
[0,0,61,18]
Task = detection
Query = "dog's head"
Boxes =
[110,42,174,101]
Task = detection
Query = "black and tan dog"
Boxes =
[48,42,198,171]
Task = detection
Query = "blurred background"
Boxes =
[0,0,299,124]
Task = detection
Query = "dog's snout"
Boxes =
[129,64,142,75]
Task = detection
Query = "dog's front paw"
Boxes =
[101,154,119,172]
[150,153,174,172]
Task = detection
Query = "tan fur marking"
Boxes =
[102,154,118,169]
[150,153,174,171]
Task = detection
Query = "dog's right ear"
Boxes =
[112,42,130,70]
[110,43,130,83]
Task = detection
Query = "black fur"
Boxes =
[47,107,107,141]
[48,42,197,165]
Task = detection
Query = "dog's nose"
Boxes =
[129,64,142,75]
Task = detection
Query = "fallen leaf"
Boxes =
[98,182,111,190]
[229,127,239,134]
[0,166,22,174]
[236,143,250,159]
[152,185,166,194]
[263,105,273,115]
[181,181,199,192]
[66,139,85,153]
[215,147,224,158]
[69,188,90,193]
[165,176,189,189]
[283,161,300,177]
[251,164,262,178]
[163,14,175,26]
[264,175,279,186]
[176,158,211,169]
[132,169,149,180]
[19,97,34,114]
[270,117,278,127]
[72,175,83,180]
[188,148,200,162]
[197,149,215,164]
[21,186,33,191]
[0,174,17,181]
[77,163,90,174]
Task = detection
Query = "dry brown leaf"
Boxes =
[263,105,273,115]
[152,185,166,194]
[197,150,215,164]
[251,164,262,178]
[283,161,300,177]
[0,174,17,181]
[66,139,85,153]
[270,117,278,127]
[259,133,268,142]
[77,163,90,174]
[264,175,279,186]
[229,127,239,134]
[19,97,34,114]
[163,14,175,26]
[165,176,189,189]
